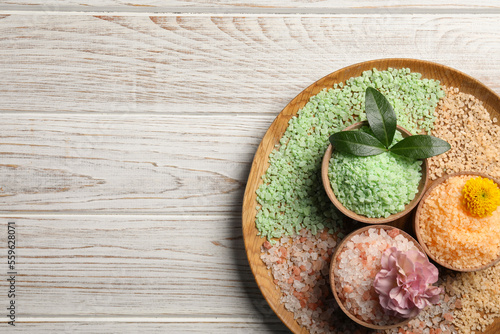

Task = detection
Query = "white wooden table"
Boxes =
[1,2,500,333]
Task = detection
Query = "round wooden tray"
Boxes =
[414,171,500,272]
[242,58,500,334]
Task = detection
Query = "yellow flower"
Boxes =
[462,176,500,217]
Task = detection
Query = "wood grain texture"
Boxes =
[3,321,289,334]
[1,1,499,12]
[0,7,499,334]
[1,15,500,115]
[0,114,273,213]
[242,59,500,334]
[0,216,285,322]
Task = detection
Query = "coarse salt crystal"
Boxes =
[335,228,417,326]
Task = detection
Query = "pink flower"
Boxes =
[373,247,442,318]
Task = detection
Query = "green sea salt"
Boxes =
[328,130,422,218]
[256,68,444,241]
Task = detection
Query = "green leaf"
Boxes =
[329,131,387,157]
[365,87,397,148]
[389,135,451,159]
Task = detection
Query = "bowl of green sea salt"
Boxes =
[321,121,429,224]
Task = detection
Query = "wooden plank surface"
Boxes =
[0,215,292,334]
[0,216,271,316]
[4,321,289,334]
[1,15,500,115]
[0,114,272,213]
[1,1,499,11]
[0,6,499,334]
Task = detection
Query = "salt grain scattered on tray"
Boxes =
[448,263,500,334]
[255,68,443,240]
[261,228,361,334]
[258,79,500,334]
[429,87,500,181]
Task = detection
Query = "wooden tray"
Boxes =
[242,58,500,334]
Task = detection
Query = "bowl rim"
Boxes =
[414,171,500,272]
[321,121,429,224]
[329,225,426,329]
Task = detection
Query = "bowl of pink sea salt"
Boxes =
[415,171,500,272]
[330,225,442,330]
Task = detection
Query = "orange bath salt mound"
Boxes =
[419,175,500,269]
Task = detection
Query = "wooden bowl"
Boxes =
[242,59,500,334]
[329,225,427,330]
[321,121,429,224]
[414,171,500,272]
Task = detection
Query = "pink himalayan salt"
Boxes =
[335,228,419,325]
[260,228,361,333]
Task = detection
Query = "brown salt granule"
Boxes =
[428,87,500,180]
[418,175,500,269]
[447,263,500,334]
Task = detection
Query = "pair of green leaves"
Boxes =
[329,87,451,159]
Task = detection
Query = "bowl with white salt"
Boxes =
[329,225,442,330]
[322,121,429,224]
